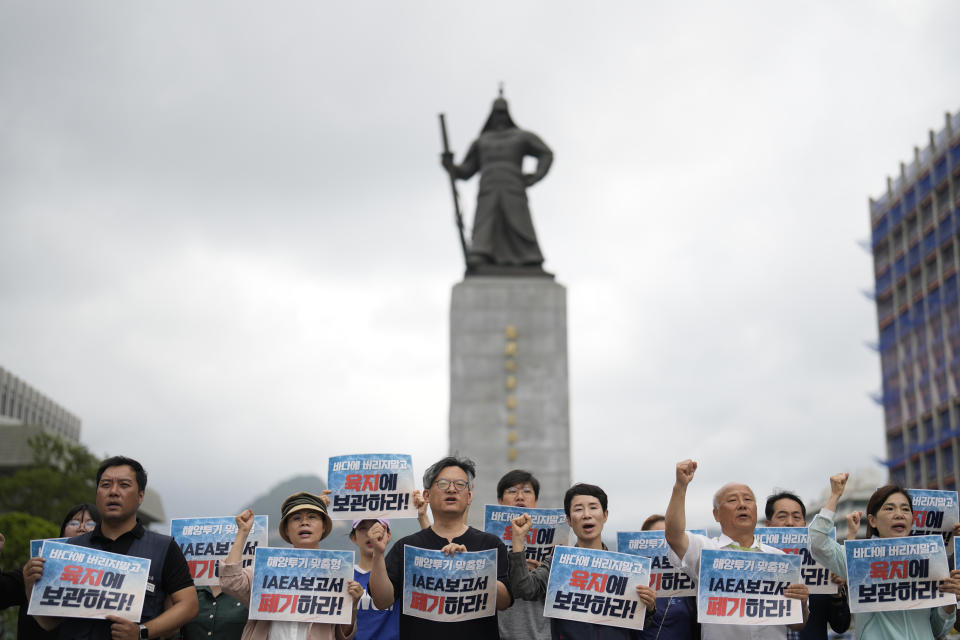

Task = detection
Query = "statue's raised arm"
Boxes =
[442,94,553,277]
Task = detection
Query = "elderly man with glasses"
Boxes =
[367,456,513,639]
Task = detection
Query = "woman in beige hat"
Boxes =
[220,491,362,640]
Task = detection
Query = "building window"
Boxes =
[927,452,938,484]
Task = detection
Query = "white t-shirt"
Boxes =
[268,621,309,640]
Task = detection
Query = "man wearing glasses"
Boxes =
[367,456,513,639]
[495,470,550,640]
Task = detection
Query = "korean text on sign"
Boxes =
[697,548,802,626]
[544,545,651,631]
[27,541,150,623]
[328,454,417,520]
[908,489,959,539]
[754,527,838,595]
[171,515,269,587]
[402,546,498,622]
[484,505,569,564]
[249,547,354,624]
[617,530,705,598]
[30,538,69,558]
[845,535,954,614]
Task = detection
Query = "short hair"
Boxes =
[866,485,912,539]
[96,456,148,492]
[713,482,754,509]
[563,483,607,517]
[60,504,101,536]
[497,469,540,500]
[764,491,807,521]
[641,514,665,531]
[423,456,476,490]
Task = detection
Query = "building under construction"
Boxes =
[870,109,960,489]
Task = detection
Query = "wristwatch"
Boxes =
[139,624,149,639]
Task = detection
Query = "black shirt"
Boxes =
[384,526,511,640]
[82,521,193,597]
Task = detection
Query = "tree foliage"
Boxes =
[0,511,59,572]
[0,432,100,527]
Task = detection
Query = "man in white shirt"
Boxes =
[664,459,809,640]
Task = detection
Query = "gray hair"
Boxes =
[713,482,754,509]
[422,455,476,489]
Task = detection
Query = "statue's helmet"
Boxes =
[482,95,518,132]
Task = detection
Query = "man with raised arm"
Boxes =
[366,456,512,639]
[763,491,850,640]
[665,459,809,640]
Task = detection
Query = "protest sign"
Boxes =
[754,527,838,595]
[30,538,69,557]
[697,549,802,626]
[27,540,149,622]
[544,545,651,631]
[249,548,354,624]
[171,515,268,586]
[908,489,959,539]
[328,454,417,520]
[845,535,954,613]
[617,530,705,597]
[484,505,569,563]
[402,546,497,622]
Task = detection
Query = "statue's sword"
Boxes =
[439,113,469,269]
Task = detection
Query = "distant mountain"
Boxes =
[239,474,422,553]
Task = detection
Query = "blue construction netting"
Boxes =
[891,202,904,225]
[880,324,897,351]
[918,173,933,202]
[939,216,954,242]
[908,244,921,271]
[873,216,890,247]
[906,188,917,211]
[877,269,893,293]
[894,255,907,278]
[935,158,949,184]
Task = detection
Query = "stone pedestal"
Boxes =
[449,277,571,525]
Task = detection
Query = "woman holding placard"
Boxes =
[220,492,363,640]
[808,473,960,639]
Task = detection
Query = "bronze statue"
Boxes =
[441,94,553,276]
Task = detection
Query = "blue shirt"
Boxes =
[354,566,400,640]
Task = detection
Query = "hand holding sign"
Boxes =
[676,460,697,487]
[104,615,139,640]
[635,585,656,611]
[348,580,363,608]
[441,543,467,557]
[23,557,45,592]
[940,570,960,600]
[783,583,809,607]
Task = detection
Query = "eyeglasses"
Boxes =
[503,487,535,497]
[434,479,470,492]
[68,520,97,531]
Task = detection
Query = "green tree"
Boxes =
[0,512,58,639]
[0,432,100,526]
[0,511,59,572]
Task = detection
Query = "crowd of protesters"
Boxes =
[3,454,960,640]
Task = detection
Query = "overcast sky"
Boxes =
[2,1,960,536]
